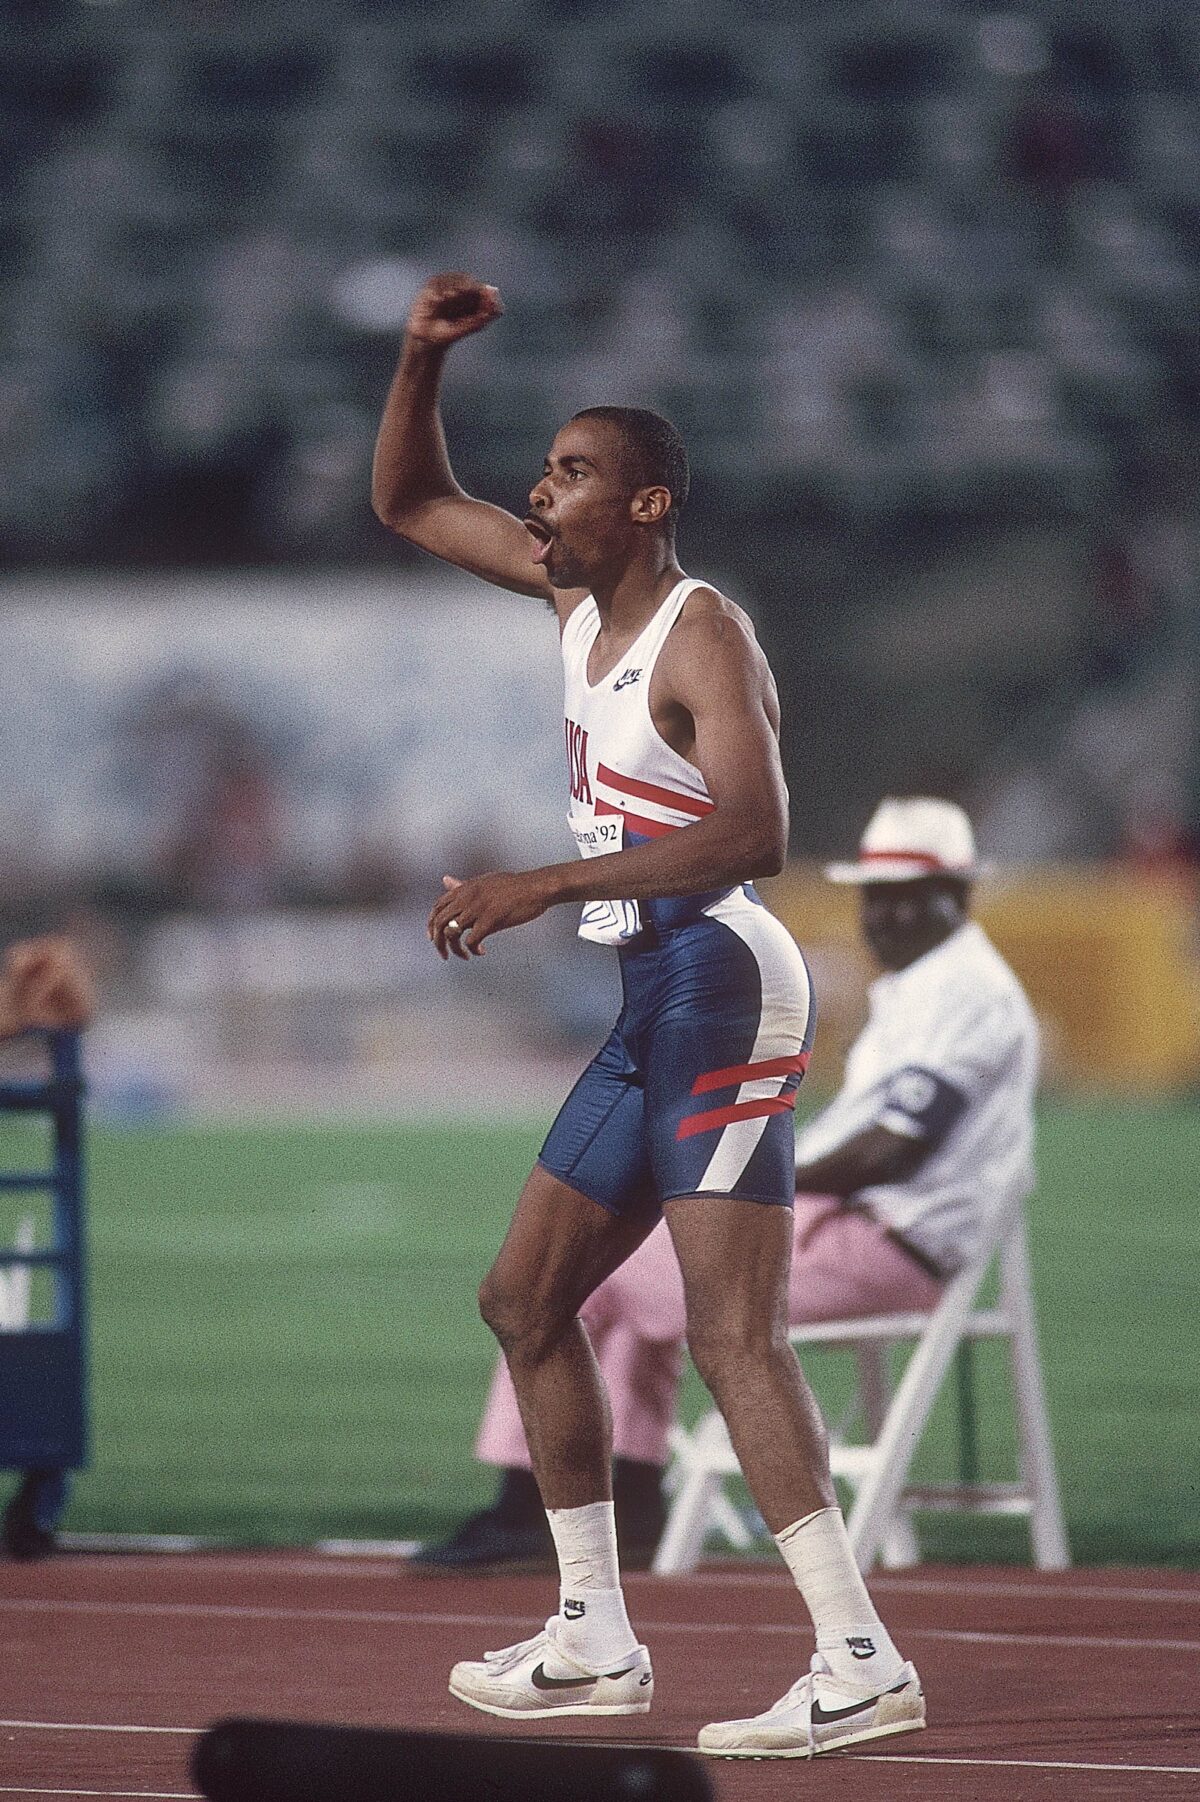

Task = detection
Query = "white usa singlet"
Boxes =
[562,576,757,945]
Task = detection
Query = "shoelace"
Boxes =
[481,1624,554,1670]
[751,1654,840,1755]
[760,1652,827,1713]
[802,1656,829,1755]
[482,1616,626,1682]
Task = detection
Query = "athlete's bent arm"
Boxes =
[372,272,569,605]
[429,612,789,956]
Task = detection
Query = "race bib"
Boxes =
[570,814,643,945]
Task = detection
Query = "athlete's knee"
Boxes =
[477,1266,522,1347]
[685,1302,787,1392]
[478,1266,568,1363]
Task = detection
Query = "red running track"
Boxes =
[1,1553,1198,1799]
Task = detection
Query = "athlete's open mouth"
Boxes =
[524,515,555,566]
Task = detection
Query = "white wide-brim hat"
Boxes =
[825,796,987,884]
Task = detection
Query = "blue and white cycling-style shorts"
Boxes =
[539,892,816,1218]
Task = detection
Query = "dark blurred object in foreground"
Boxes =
[192,1718,713,1802]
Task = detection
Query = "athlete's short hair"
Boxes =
[571,406,690,520]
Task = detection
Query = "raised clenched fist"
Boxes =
[406,272,503,346]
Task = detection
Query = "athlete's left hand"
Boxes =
[428,871,558,960]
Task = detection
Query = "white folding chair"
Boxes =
[653,1195,1069,1574]
[0,1216,35,1333]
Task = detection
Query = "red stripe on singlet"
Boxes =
[596,763,715,817]
[595,799,678,840]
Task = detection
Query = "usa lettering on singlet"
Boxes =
[561,577,753,946]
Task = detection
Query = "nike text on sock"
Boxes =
[552,1587,638,1669]
[545,1501,637,1667]
[774,1506,904,1685]
[815,1628,901,1679]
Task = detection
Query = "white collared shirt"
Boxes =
[796,922,1039,1274]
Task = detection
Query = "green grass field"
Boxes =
[3,1103,1198,1564]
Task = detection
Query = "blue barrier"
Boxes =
[0,1031,86,1556]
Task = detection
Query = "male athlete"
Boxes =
[372,272,924,1758]
[424,797,1039,1569]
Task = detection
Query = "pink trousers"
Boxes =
[475,1193,944,1471]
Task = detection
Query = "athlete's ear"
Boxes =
[632,485,671,526]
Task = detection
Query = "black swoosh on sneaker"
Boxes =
[530,1661,636,1691]
[810,1677,910,1726]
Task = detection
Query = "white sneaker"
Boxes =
[448,1618,653,1720]
[698,1653,925,1759]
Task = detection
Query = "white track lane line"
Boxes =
[909,1626,1200,1653]
[663,1564,1196,1607]
[52,1554,411,1582]
[0,1722,196,1736]
[43,1551,1200,1609]
[56,1535,422,1560]
[2,1725,1197,1782]
[42,1553,1200,1608]
[856,1753,1200,1776]
[2,1596,1197,1655]
[664,1568,1200,1607]
[621,1748,1200,1777]
[0,1790,197,1799]
[871,1572,1200,1604]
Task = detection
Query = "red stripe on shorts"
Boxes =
[596,763,716,817]
[691,1052,810,1096]
[676,1093,799,1141]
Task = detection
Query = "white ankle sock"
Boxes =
[775,1506,904,1685]
[545,1500,638,1668]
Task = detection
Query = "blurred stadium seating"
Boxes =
[3,3,1198,544]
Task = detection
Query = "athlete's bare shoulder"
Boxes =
[657,581,781,731]
[672,583,773,674]
[675,582,764,650]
